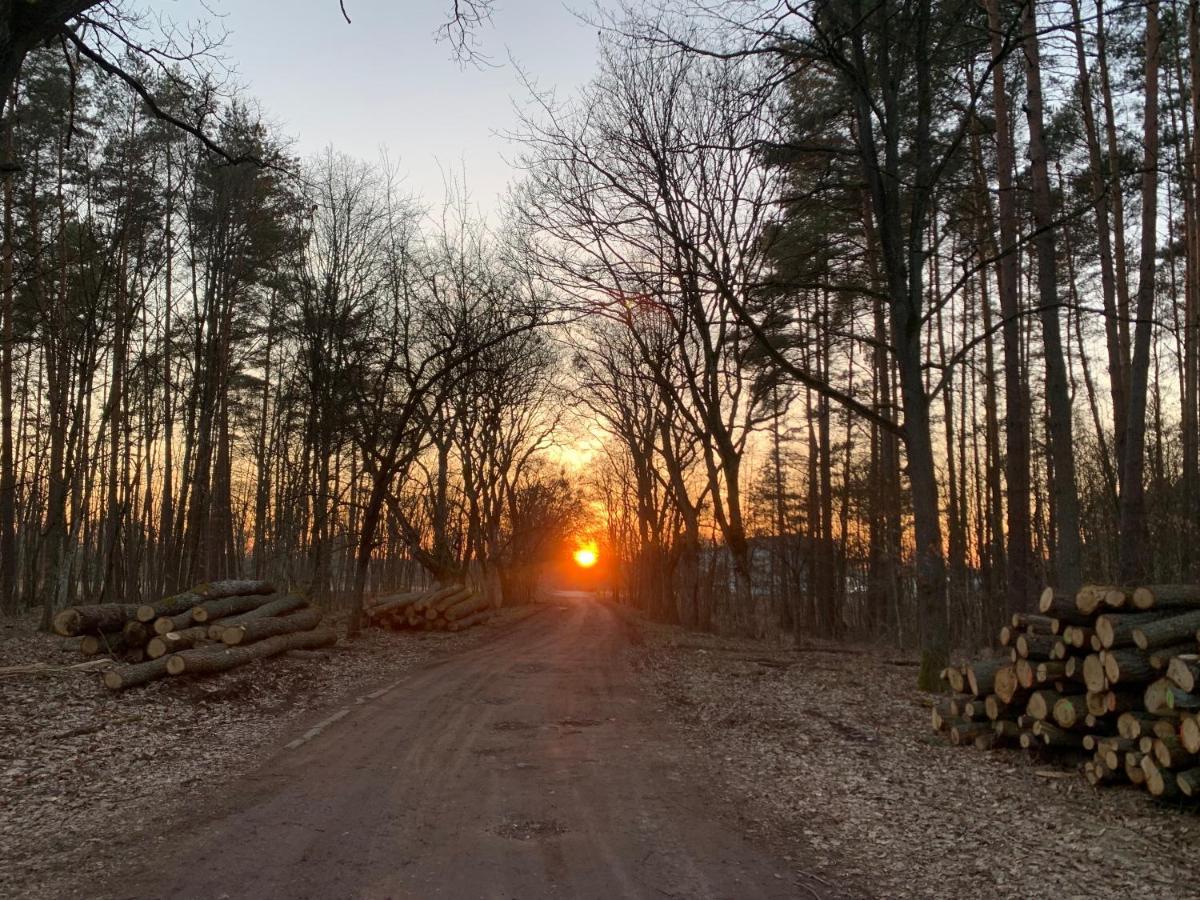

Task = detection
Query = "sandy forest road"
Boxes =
[114,597,841,900]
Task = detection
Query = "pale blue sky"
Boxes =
[167,0,608,213]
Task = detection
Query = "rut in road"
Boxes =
[114,599,845,900]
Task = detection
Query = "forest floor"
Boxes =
[0,610,507,900]
[635,622,1200,900]
[7,601,1200,899]
[32,599,828,900]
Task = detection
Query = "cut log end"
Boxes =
[52,610,80,637]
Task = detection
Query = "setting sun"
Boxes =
[573,544,598,568]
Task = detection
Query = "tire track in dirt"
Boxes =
[110,597,846,899]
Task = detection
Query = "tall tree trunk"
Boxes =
[985,0,1034,616]
[102,243,128,601]
[158,145,175,596]
[253,291,275,579]
[851,0,948,686]
[1119,0,1162,583]
[1069,0,1128,495]
[1022,0,1082,593]
[1097,0,1134,419]
[0,87,15,614]
[817,297,836,638]
[862,194,901,639]
[1186,0,1200,580]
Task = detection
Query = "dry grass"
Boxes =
[636,622,1200,900]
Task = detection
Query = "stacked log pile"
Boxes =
[50,580,334,691]
[363,584,493,633]
[934,583,1200,800]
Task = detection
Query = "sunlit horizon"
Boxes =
[573,543,598,569]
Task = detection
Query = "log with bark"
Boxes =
[1085,691,1109,719]
[1144,679,1200,715]
[1039,587,1087,622]
[931,705,959,732]
[1013,613,1058,634]
[1082,654,1108,693]
[364,589,423,612]
[1132,584,1200,611]
[146,626,211,659]
[1036,661,1077,685]
[122,620,153,646]
[166,627,337,677]
[1152,734,1197,770]
[1102,649,1156,686]
[1181,716,1200,755]
[427,586,473,619]
[1118,711,1159,740]
[1101,691,1140,716]
[1095,611,1174,649]
[1166,656,1200,694]
[53,604,141,637]
[1027,689,1079,722]
[1016,633,1058,660]
[364,592,423,622]
[221,608,323,646]
[992,719,1020,740]
[153,609,199,636]
[1126,752,1148,786]
[412,585,462,613]
[984,695,1011,721]
[135,580,275,623]
[1076,585,1114,616]
[51,579,331,688]
[205,593,308,639]
[444,592,491,623]
[964,698,992,720]
[945,666,968,694]
[191,591,286,624]
[1133,610,1200,650]
[80,632,128,656]
[946,696,970,718]
[993,665,1021,704]
[1015,658,1036,690]
[102,656,173,691]
[1149,644,1196,670]
[949,721,992,745]
[1052,694,1090,729]
[1141,755,1182,799]
[1176,767,1200,797]
[1033,722,1085,749]
[1103,746,1132,773]
[1062,626,1095,649]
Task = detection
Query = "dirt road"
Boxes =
[113,597,838,899]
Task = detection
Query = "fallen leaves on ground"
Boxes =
[0,612,506,900]
[636,623,1200,900]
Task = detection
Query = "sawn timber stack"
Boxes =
[50,580,333,691]
[933,583,1200,801]
[362,584,495,633]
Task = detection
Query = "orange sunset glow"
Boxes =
[573,543,599,568]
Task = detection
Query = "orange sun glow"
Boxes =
[573,543,598,568]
